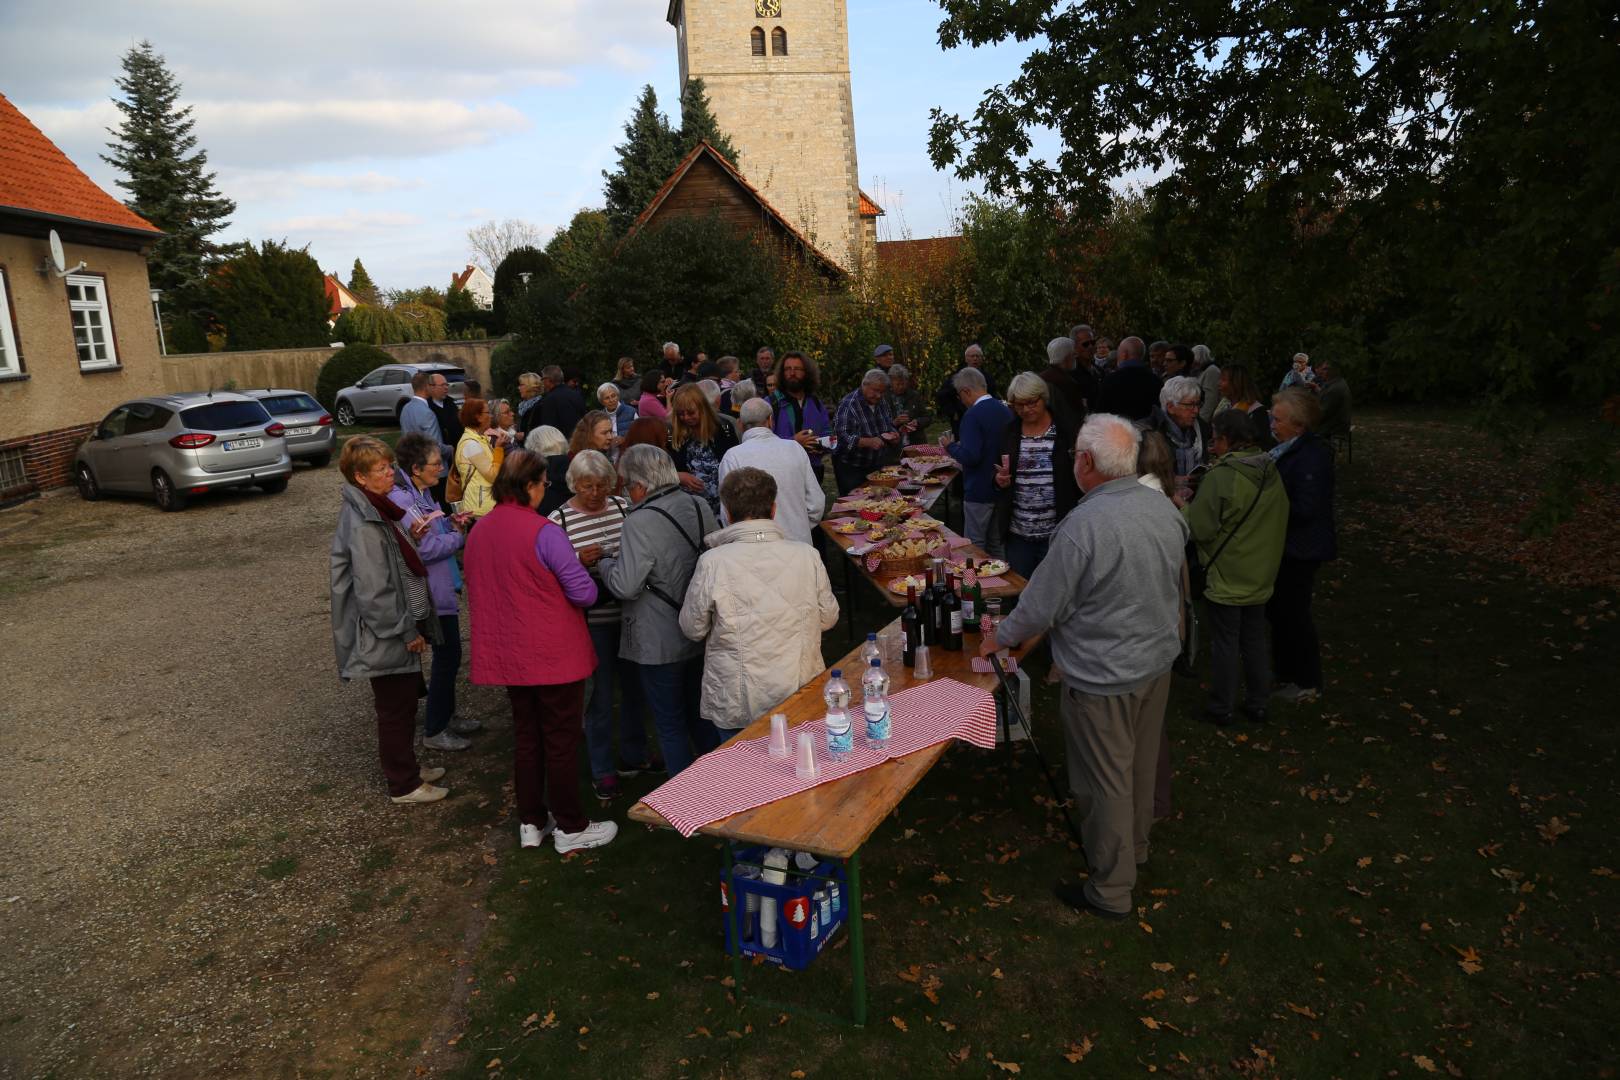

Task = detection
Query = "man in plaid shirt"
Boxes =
[831,368,900,495]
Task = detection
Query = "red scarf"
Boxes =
[362,487,429,578]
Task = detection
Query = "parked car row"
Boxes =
[75,362,468,512]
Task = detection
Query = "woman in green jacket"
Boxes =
[1180,411,1290,725]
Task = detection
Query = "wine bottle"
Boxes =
[943,572,963,651]
[917,565,936,646]
[962,559,981,633]
[901,585,920,667]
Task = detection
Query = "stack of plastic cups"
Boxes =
[794,728,819,781]
[767,712,791,760]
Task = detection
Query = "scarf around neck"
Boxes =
[362,486,429,578]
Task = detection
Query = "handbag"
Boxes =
[445,454,466,504]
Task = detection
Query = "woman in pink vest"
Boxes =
[463,449,618,854]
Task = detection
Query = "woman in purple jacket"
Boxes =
[390,434,480,751]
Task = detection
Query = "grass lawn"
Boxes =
[444,407,1617,1079]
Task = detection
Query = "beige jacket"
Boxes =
[678,519,840,729]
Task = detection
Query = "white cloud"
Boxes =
[216,170,427,202]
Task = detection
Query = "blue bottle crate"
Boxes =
[721,846,848,971]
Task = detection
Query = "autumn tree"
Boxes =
[466,218,544,277]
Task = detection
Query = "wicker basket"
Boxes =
[878,542,946,576]
[865,469,907,488]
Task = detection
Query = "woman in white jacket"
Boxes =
[678,467,841,733]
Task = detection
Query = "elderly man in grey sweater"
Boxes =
[981,413,1188,920]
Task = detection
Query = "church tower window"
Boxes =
[771,27,788,55]
[751,26,766,55]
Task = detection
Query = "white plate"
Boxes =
[223,438,263,451]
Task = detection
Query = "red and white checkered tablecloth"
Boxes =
[640,678,997,837]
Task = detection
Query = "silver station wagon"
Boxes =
[242,388,335,467]
[74,392,294,511]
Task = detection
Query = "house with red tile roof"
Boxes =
[323,274,359,326]
[0,91,166,501]
[449,264,494,310]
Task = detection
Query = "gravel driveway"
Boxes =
[0,460,514,1079]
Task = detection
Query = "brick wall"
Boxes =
[1,421,95,499]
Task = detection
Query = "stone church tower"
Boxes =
[667,0,865,273]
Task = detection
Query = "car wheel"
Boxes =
[152,469,187,512]
[75,462,101,501]
[307,453,331,469]
[260,476,289,494]
[335,401,357,426]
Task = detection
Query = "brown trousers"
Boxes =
[370,672,423,797]
[1061,671,1172,915]
[508,682,588,834]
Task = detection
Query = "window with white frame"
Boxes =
[0,268,20,377]
[67,273,118,371]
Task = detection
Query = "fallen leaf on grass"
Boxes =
[1151,961,1175,973]
[482,853,498,866]
[1413,1054,1438,1072]
[1537,817,1571,844]
[1288,854,1305,864]
[1356,856,1373,868]
[485,1060,501,1071]
[932,872,953,884]
[646,992,659,1000]
[891,1016,908,1032]
[1063,1037,1094,1063]
[990,967,1004,979]
[1139,921,1154,934]
[1142,988,1166,1001]
[950,1045,971,1063]
[1285,1002,1318,1019]
[898,965,921,983]
[991,1060,1021,1074]
[1454,945,1485,975]
[1140,1016,1161,1030]
[538,1011,558,1029]
[791,1071,806,1078]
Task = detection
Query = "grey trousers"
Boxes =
[962,500,1006,557]
[1205,600,1271,718]
[1061,671,1172,914]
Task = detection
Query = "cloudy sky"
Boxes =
[2,0,1044,291]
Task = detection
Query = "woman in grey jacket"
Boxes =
[598,443,719,774]
[331,436,447,805]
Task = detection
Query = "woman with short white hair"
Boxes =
[524,425,570,516]
[598,443,720,774]
[597,382,638,440]
[1153,375,1211,480]
[548,449,655,797]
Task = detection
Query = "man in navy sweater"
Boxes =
[940,367,1015,556]
[1097,336,1161,423]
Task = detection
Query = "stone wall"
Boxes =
[677,0,862,272]
[154,338,500,396]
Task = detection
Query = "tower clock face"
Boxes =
[756,0,781,17]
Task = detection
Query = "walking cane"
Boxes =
[988,652,1085,849]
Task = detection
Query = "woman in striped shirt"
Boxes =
[547,450,655,798]
[994,372,1081,580]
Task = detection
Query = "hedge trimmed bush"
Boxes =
[315,342,395,412]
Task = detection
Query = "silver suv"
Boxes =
[242,388,336,467]
[74,392,294,511]
[333,362,467,426]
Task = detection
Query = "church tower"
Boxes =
[668,0,864,273]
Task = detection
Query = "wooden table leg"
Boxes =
[848,849,867,1026]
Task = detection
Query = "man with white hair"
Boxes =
[936,343,1000,438]
[698,379,739,440]
[1040,335,1088,422]
[831,368,900,495]
[717,397,826,544]
[982,413,1189,921]
[940,366,1015,555]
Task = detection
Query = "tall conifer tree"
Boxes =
[347,258,379,305]
[601,86,683,236]
[677,78,737,165]
[102,41,236,330]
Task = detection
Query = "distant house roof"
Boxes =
[877,236,963,277]
[0,92,161,237]
[858,191,885,218]
[624,140,846,277]
[324,275,359,322]
[450,264,483,292]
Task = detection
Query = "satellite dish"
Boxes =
[46,230,86,278]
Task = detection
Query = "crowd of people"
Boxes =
[330,336,1349,892]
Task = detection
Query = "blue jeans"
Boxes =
[585,622,650,780]
[639,656,720,775]
[1005,533,1051,581]
[425,613,460,737]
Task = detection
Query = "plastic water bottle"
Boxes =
[862,658,891,744]
[860,631,881,667]
[823,669,853,755]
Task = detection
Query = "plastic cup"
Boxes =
[794,728,820,781]
[878,627,903,667]
[913,644,933,680]
[767,713,791,759]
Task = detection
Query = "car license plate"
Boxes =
[286,426,316,436]
[224,438,263,451]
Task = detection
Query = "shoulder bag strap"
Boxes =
[1202,461,1271,574]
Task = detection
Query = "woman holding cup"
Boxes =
[994,373,1080,579]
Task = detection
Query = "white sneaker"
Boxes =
[519,815,557,849]
[419,765,446,783]
[553,820,618,854]
[451,717,483,734]
[424,730,472,751]
[1294,687,1321,704]
[1271,683,1303,703]
[391,783,448,805]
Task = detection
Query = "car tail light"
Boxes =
[265,422,286,437]
[169,433,216,449]
[317,414,334,426]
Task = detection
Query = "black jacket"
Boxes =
[538,386,588,440]
[1273,432,1336,561]
[1096,363,1161,422]
[429,397,463,448]
[994,409,1081,538]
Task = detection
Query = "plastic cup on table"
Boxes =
[767,712,791,760]
[794,728,820,781]
[913,644,933,680]
[878,627,903,667]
